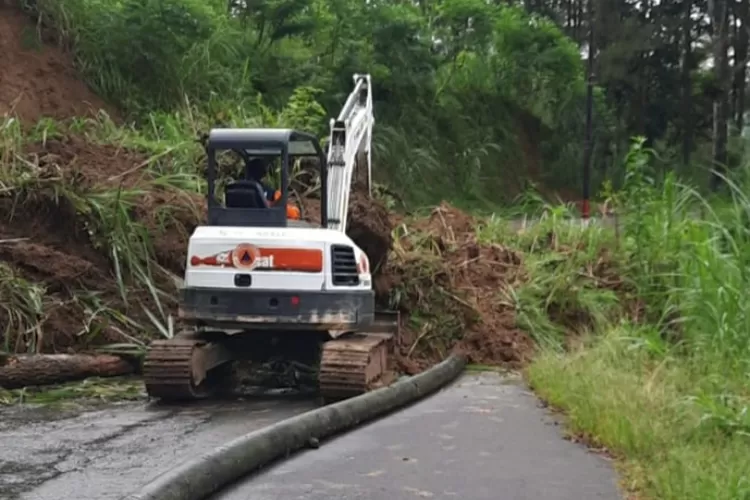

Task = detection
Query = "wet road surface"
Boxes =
[214,372,621,500]
[0,396,316,500]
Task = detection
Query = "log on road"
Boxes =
[0,353,134,389]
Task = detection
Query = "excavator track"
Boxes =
[318,311,399,402]
[143,334,229,401]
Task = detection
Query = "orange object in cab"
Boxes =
[271,190,300,220]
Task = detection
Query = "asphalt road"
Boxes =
[0,395,317,500]
[213,372,621,500]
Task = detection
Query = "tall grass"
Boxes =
[525,137,750,499]
[0,112,202,351]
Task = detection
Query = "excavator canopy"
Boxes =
[207,128,321,156]
[205,128,328,228]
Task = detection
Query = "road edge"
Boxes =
[120,354,466,500]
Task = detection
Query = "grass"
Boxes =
[0,376,145,406]
[514,138,750,500]
[0,263,46,353]
[0,112,193,352]
[477,202,624,348]
[527,328,750,500]
[383,167,750,500]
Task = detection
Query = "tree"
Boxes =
[710,0,730,191]
[732,0,748,135]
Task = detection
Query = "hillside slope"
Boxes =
[0,6,115,123]
[0,4,545,382]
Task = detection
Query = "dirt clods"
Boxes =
[385,203,535,373]
[347,186,393,276]
[25,135,145,187]
[297,182,394,278]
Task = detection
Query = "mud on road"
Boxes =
[0,396,317,500]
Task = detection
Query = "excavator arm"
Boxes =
[325,74,374,233]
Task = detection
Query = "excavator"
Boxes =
[142,74,399,402]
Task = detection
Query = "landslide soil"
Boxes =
[0,134,204,352]
[0,5,538,374]
[300,194,536,373]
[0,7,206,353]
[0,6,118,124]
[383,203,536,373]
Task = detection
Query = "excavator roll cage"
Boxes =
[204,73,374,233]
[205,128,329,228]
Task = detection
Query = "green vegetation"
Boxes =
[381,136,750,498]
[521,141,750,499]
[25,0,592,207]
[23,0,744,203]
[0,376,144,406]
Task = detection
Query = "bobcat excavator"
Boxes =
[142,74,399,402]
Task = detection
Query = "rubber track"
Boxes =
[318,334,390,401]
[143,337,210,400]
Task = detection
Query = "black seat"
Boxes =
[225,180,270,209]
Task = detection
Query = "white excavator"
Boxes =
[142,74,399,402]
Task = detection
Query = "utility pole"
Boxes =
[582,0,595,219]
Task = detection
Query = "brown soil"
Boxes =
[0,6,117,124]
[0,207,104,352]
[0,7,139,350]
[0,133,198,351]
[297,182,393,278]
[26,135,146,186]
[0,7,200,350]
[347,185,393,275]
[385,203,536,373]
[0,4,539,374]
[134,188,205,274]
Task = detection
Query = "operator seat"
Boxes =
[224,180,270,209]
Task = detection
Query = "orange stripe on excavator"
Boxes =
[190,247,323,272]
[258,248,322,272]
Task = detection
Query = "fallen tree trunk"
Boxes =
[0,353,134,389]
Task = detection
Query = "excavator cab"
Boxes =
[206,128,329,228]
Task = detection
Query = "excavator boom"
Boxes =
[326,74,374,232]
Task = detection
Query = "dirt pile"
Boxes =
[0,6,141,351]
[297,182,393,278]
[347,187,392,275]
[0,6,117,124]
[0,4,531,374]
[383,202,535,373]
[0,133,202,352]
[31,135,204,269]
